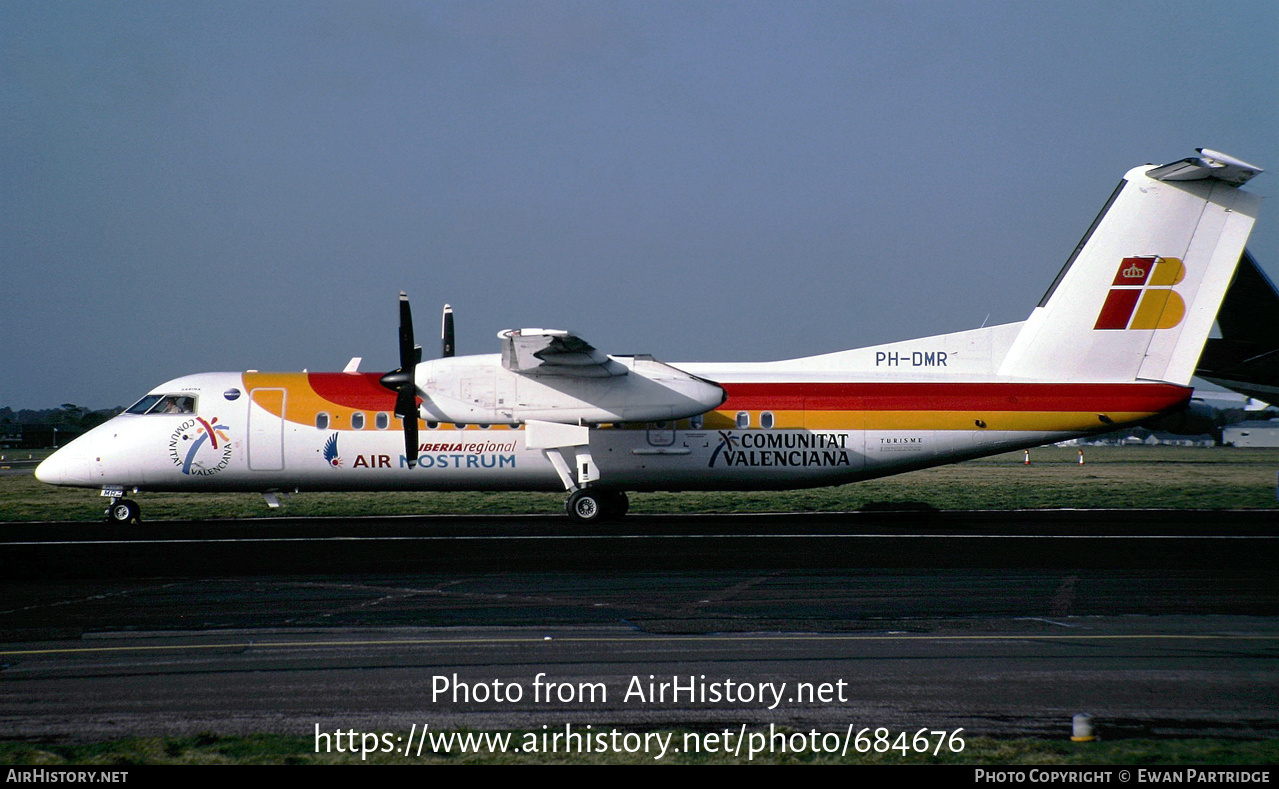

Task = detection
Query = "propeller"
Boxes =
[378,294,459,468]
[379,292,423,467]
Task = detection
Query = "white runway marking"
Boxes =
[5,533,1276,547]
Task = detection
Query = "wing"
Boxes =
[498,329,627,378]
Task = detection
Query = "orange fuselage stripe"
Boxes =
[240,374,1189,433]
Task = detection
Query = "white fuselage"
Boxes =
[35,330,1191,496]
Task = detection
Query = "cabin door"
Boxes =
[248,388,286,471]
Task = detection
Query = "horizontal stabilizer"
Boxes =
[1147,148,1262,187]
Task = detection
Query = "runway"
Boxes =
[0,509,1276,743]
[4,508,1277,578]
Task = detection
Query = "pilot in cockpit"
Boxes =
[161,396,195,414]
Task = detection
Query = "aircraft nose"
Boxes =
[34,448,92,486]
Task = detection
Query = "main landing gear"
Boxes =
[105,498,141,525]
[565,489,629,523]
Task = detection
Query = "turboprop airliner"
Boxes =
[36,149,1264,523]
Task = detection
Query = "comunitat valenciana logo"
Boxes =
[1093,256,1186,330]
[168,417,232,476]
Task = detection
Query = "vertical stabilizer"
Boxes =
[998,150,1262,385]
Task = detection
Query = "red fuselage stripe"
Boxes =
[719,382,1191,412]
[301,373,1190,416]
[307,372,398,411]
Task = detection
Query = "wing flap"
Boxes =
[499,329,628,378]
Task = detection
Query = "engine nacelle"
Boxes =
[413,354,725,425]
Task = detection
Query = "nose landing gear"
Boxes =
[105,498,140,525]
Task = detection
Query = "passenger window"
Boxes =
[375,412,390,430]
[761,411,775,429]
[690,414,704,429]
[351,412,365,429]
[736,411,750,429]
[316,412,330,430]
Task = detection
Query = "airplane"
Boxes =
[35,148,1264,524]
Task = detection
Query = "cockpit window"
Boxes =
[126,395,164,415]
[126,394,196,415]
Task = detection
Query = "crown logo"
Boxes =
[1122,262,1146,279]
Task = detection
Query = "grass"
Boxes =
[3,446,1278,522]
[1,732,1277,765]
[3,447,1277,765]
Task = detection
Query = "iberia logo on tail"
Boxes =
[1093,256,1186,330]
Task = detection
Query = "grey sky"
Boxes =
[2,0,1276,410]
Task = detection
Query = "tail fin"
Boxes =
[998,149,1262,385]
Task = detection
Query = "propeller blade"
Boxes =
[394,385,417,420]
[403,409,419,468]
[381,291,424,468]
[398,291,421,368]
[441,303,455,358]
